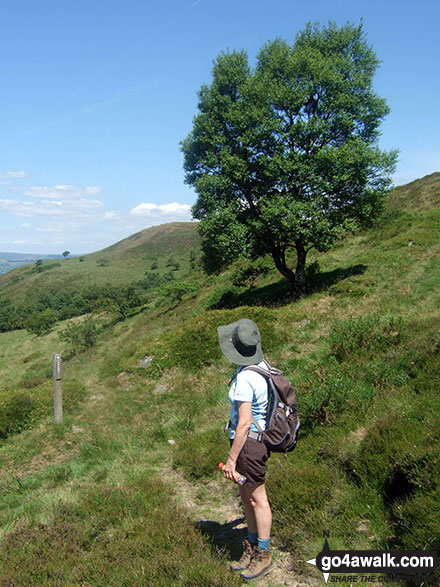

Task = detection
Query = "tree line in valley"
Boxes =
[0,271,192,337]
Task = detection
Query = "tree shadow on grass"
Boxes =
[209,264,368,309]
[304,263,368,295]
[195,517,247,561]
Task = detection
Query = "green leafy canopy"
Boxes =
[181,22,397,293]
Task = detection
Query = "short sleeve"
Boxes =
[232,372,254,403]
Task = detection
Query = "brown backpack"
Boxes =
[242,362,300,453]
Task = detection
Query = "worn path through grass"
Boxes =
[157,463,321,587]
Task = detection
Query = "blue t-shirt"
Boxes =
[228,360,269,440]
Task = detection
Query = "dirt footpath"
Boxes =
[160,466,322,586]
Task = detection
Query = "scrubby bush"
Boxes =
[93,284,143,319]
[334,350,440,556]
[0,393,35,438]
[159,281,197,303]
[0,380,86,441]
[189,250,196,269]
[143,307,280,375]
[139,271,174,291]
[297,357,375,428]
[328,279,369,298]
[25,309,57,336]
[206,285,242,309]
[392,488,440,557]
[173,426,229,480]
[267,460,335,548]
[59,317,99,353]
[354,391,440,497]
[328,312,405,361]
[166,257,180,271]
[0,298,20,332]
[20,361,52,389]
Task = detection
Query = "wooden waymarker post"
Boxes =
[53,353,63,424]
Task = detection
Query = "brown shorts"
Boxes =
[230,436,270,487]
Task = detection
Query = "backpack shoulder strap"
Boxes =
[242,362,284,379]
[241,360,272,378]
[241,362,272,434]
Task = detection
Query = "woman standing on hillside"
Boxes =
[218,318,273,581]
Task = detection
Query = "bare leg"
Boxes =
[239,484,257,533]
[239,483,272,540]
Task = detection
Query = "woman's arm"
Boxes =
[223,401,252,480]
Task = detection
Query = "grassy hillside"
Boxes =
[0,222,200,302]
[0,175,439,585]
[386,171,440,212]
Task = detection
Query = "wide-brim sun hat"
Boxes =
[218,318,263,366]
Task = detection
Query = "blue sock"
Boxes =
[258,537,270,550]
[248,530,258,545]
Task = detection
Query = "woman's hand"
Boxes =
[222,458,237,481]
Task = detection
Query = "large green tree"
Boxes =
[181,22,397,294]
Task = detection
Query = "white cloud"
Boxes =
[24,184,101,200]
[104,211,119,219]
[0,184,104,227]
[84,186,102,196]
[130,201,191,219]
[0,197,103,219]
[0,170,26,178]
[37,226,64,232]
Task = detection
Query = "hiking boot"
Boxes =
[230,539,254,571]
[240,546,273,581]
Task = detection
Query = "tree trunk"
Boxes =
[295,239,307,286]
[270,248,297,296]
[271,241,308,297]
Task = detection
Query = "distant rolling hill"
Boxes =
[0,252,62,276]
[0,222,200,302]
[386,171,440,212]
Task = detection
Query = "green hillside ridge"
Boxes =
[0,174,439,585]
[0,221,200,301]
[386,171,440,212]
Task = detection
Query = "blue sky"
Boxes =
[1,0,439,254]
